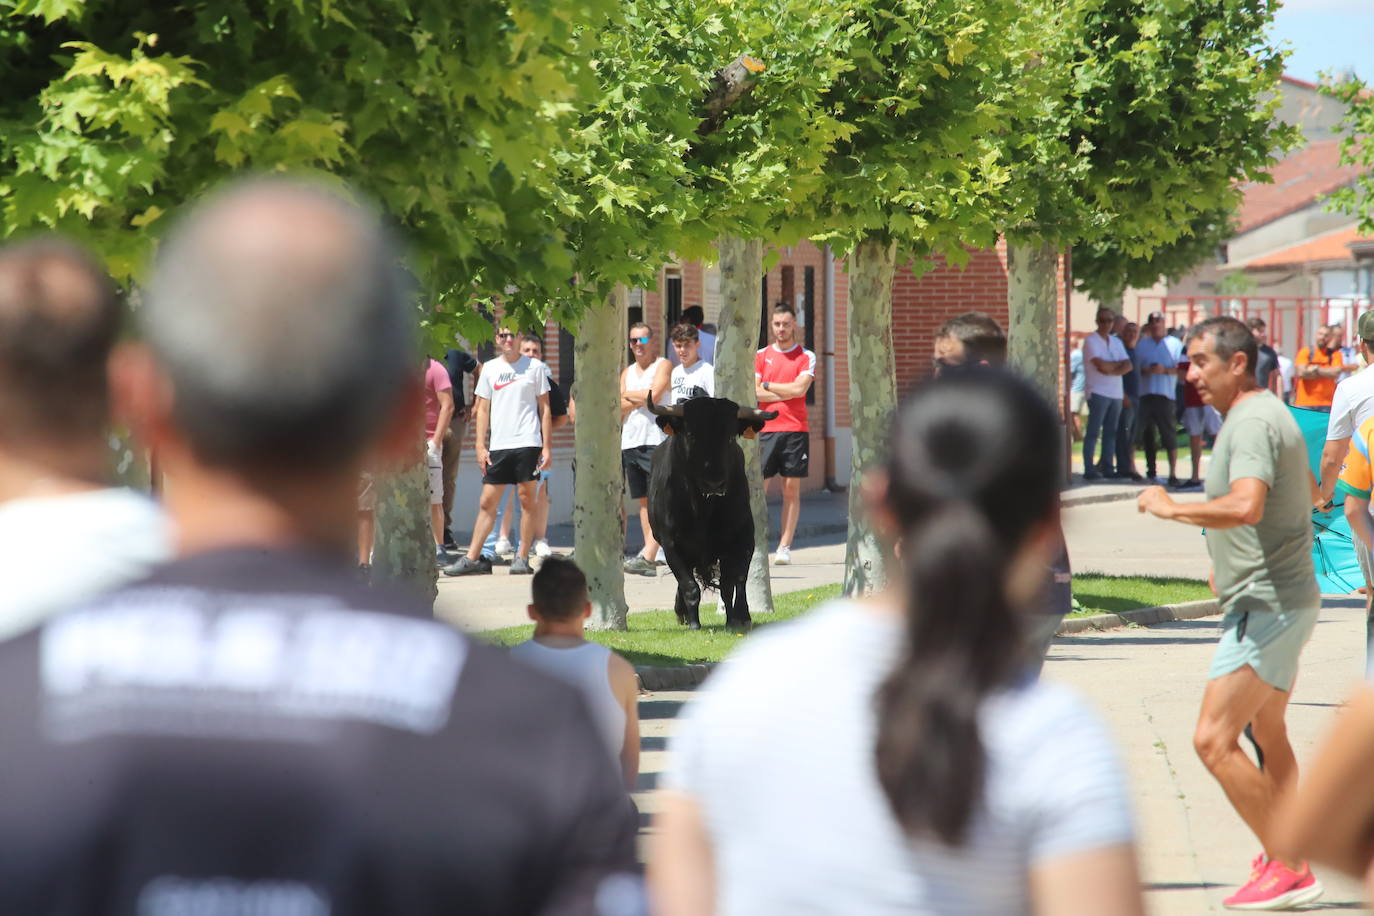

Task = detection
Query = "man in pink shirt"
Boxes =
[424,357,455,565]
[755,303,816,566]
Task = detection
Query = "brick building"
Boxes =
[447,238,1068,531]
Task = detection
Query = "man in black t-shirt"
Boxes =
[1248,317,1280,393]
[0,179,640,915]
[441,345,480,548]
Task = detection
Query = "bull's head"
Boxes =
[648,393,777,497]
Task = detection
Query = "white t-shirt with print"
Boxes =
[0,488,170,641]
[667,600,1134,915]
[474,355,550,451]
[669,360,715,405]
[1082,333,1128,399]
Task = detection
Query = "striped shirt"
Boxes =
[667,601,1134,915]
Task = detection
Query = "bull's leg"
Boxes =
[663,552,702,629]
[719,550,753,630]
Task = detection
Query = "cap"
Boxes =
[1359,309,1374,341]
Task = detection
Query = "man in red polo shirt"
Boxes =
[755,303,816,566]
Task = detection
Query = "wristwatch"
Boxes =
[762,381,771,390]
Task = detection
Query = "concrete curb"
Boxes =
[636,663,716,691]
[1061,486,1146,508]
[1057,598,1220,635]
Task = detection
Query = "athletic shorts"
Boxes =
[357,472,376,512]
[622,445,655,500]
[761,430,810,479]
[426,450,443,506]
[485,446,542,486]
[1208,605,1319,691]
[1182,405,1222,437]
[1070,390,1086,414]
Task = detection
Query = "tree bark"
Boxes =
[714,235,774,616]
[1006,240,1062,408]
[373,451,438,605]
[574,286,630,630]
[843,235,898,597]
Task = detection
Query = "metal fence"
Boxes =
[1133,296,1374,356]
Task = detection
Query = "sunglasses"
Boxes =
[629,336,651,345]
[496,332,515,339]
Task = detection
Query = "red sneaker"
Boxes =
[1223,858,1323,910]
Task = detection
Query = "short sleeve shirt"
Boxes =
[1295,346,1344,408]
[668,601,1134,914]
[0,548,640,913]
[474,355,550,450]
[423,358,453,439]
[1082,333,1127,399]
[1337,415,1374,503]
[1204,391,1319,616]
[1326,366,1374,441]
[669,360,715,405]
[1254,345,1279,391]
[1134,335,1181,399]
[444,349,479,410]
[755,344,816,433]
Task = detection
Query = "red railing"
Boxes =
[1133,296,1374,356]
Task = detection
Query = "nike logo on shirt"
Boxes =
[493,379,517,390]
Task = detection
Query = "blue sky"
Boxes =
[1268,0,1373,83]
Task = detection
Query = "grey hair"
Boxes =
[142,177,416,470]
[1186,316,1257,379]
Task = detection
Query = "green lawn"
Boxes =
[478,583,844,667]
[476,574,1212,666]
[1070,573,1212,617]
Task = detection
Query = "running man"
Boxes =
[621,322,671,576]
[668,321,714,404]
[755,303,815,566]
[1138,316,1322,909]
[444,325,551,577]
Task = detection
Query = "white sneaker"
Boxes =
[533,539,552,559]
[774,546,791,566]
[493,537,512,557]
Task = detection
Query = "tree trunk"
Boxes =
[1006,240,1062,407]
[574,286,630,630]
[714,235,774,616]
[373,451,438,605]
[843,235,898,597]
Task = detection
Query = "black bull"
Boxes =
[645,393,776,629]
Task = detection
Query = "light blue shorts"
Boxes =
[1208,605,1320,691]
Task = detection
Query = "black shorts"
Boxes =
[622,445,656,500]
[484,447,542,485]
[761,430,809,479]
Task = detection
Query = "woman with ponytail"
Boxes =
[650,371,1142,915]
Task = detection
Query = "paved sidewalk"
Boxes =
[437,482,1198,632]
[631,601,1372,913]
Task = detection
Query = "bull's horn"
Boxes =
[647,391,684,417]
[737,406,779,421]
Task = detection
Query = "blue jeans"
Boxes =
[1115,398,1138,474]
[1083,394,1122,475]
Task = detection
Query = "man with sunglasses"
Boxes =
[444,326,551,576]
[1081,307,1132,481]
[621,323,671,576]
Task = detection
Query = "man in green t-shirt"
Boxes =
[1138,315,1322,909]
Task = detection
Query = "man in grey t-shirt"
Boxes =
[1138,316,1322,908]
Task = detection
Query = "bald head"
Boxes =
[0,238,120,453]
[144,179,415,471]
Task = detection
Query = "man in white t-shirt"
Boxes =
[621,322,671,576]
[1320,310,1374,628]
[444,325,551,577]
[668,321,714,405]
[1081,307,1132,481]
[668,305,716,367]
[0,238,168,640]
